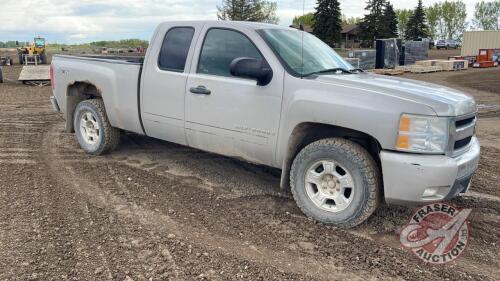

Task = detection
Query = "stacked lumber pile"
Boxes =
[370,69,405,76]
[395,65,442,73]
[415,60,468,71]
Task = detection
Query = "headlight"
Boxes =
[396,114,449,153]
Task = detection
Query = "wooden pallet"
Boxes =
[436,60,468,71]
[415,60,441,67]
[416,59,468,71]
[409,65,442,73]
[395,65,412,72]
[18,65,50,86]
[371,69,405,76]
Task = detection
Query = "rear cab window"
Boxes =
[158,27,195,72]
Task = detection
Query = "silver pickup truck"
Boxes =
[50,21,480,228]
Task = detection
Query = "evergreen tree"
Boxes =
[382,2,398,38]
[359,0,387,47]
[405,0,429,39]
[217,0,279,24]
[312,0,343,46]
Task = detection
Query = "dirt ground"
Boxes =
[0,63,499,281]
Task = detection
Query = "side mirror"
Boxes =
[230,57,273,86]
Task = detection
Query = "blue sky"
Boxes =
[0,0,479,43]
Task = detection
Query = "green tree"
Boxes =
[359,0,388,46]
[473,0,500,30]
[405,0,429,40]
[312,0,343,46]
[341,14,361,25]
[217,0,279,24]
[426,3,441,39]
[396,9,413,38]
[292,12,315,26]
[382,2,398,38]
[440,0,467,40]
[0,41,26,48]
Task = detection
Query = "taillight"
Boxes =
[50,63,55,90]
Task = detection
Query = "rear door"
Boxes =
[184,25,284,166]
[141,23,203,145]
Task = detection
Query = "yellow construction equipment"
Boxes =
[17,37,47,65]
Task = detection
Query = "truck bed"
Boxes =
[51,54,145,135]
[55,54,144,65]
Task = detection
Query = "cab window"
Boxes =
[198,29,262,77]
[158,27,195,72]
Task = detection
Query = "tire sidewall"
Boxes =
[292,142,371,225]
[74,101,106,155]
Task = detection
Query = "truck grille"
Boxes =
[448,113,476,156]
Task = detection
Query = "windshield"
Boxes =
[258,29,353,76]
[34,38,45,48]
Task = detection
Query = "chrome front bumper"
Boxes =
[381,137,480,205]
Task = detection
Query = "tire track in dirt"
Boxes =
[41,123,369,281]
[42,122,500,280]
[0,125,81,278]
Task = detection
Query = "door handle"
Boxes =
[190,85,211,95]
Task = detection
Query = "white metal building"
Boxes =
[461,31,500,56]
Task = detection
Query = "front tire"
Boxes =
[290,138,380,228]
[40,53,47,64]
[74,99,120,155]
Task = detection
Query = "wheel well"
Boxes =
[65,82,102,133]
[280,122,382,191]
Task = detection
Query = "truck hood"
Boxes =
[313,73,476,116]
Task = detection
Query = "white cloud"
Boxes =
[69,33,88,39]
[0,0,481,43]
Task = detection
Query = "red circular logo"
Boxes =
[399,203,471,264]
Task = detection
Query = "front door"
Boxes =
[185,27,283,166]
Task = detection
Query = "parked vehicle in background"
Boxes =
[428,39,435,49]
[415,38,434,49]
[50,21,480,228]
[436,39,459,49]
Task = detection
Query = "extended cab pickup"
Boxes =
[50,21,480,228]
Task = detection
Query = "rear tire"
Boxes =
[74,99,120,155]
[0,68,3,83]
[290,138,381,228]
[40,53,47,64]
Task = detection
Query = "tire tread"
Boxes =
[74,99,120,155]
[290,138,380,228]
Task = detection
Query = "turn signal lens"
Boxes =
[396,135,409,149]
[399,115,411,132]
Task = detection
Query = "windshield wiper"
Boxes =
[302,67,355,77]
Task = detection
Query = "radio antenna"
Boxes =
[300,0,305,79]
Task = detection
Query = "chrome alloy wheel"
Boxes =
[79,111,101,145]
[304,160,355,213]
